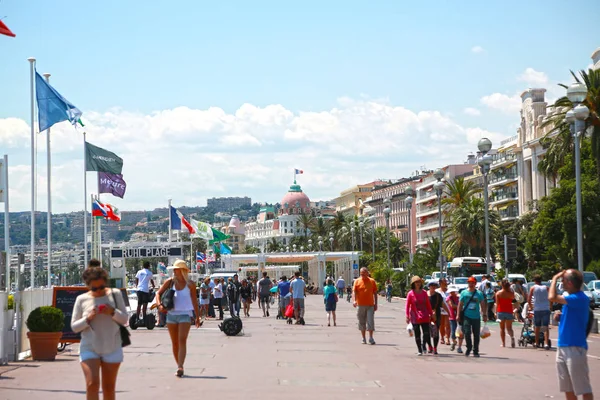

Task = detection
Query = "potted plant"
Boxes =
[4,294,15,330]
[26,306,64,361]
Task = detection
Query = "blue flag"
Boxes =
[35,71,82,132]
[220,243,232,255]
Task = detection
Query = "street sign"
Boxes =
[110,247,182,258]
[353,263,358,270]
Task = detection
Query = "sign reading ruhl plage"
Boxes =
[111,247,183,258]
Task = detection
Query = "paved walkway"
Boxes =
[1,295,599,399]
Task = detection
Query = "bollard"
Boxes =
[592,318,599,334]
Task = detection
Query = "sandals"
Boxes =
[176,368,184,377]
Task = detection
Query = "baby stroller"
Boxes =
[517,304,551,348]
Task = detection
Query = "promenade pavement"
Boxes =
[1,295,599,399]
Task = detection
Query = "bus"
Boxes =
[448,257,487,278]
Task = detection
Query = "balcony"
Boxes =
[416,190,437,204]
[416,203,440,217]
[490,189,518,207]
[417,218,442,231]
[491,153,517,169]
[488,171,518,188]
[499,206,519,221]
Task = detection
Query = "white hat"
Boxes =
[448,285,459,293]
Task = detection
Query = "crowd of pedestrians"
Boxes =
[70,260,593,399]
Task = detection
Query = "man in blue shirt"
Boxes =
[457,276,487,357]
[549,269,593,400]
[277,276,291,317]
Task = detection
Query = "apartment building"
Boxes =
[416,164,474,248]
[207,196,251,212]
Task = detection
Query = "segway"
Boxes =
[219,316,243,336]
[129,313,156,330]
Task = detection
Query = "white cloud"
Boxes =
[1,99,502,213]
[463,107,481,116]
[518,67,549,86]
[480,93,521,114]
[471,46,484,54]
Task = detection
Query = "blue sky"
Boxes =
[1,1,599,212]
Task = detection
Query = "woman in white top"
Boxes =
[71,261,128,399]
[155,260,201,377]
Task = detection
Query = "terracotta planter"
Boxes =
[27,331,63,361]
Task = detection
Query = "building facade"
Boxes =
[224,214,246,253]
[335,181,387,217]
[207,196,251,212]
[244,182,311,249]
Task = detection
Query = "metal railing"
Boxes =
[492,152,516,165]
[500,206,519,219]
[489,172,518,184]
[491,190,518,202]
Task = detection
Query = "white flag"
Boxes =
[191,219,214,240]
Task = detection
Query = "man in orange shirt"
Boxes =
[353,267,378,345]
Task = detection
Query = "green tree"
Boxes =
[297,211,315,238]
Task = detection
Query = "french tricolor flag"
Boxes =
[294,169,303,174]
[170,205,196,234]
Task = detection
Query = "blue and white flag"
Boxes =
[35,71,82,132]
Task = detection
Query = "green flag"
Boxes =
[85,142,123,174]
[209,228,230,245]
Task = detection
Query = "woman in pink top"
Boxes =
[445,286,464,353]
[405,276,433,356]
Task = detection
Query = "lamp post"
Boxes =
[359,220,364,252]
[477,138,493,274]
[293,244,297,253]
[566,82,589,272]
[350,227,355,251]
[383,198,391,269]
[329,232,334,251]
[318,236,323,252]
[404,187,415,264]
[308,239,313,252]
[433,169,445,277]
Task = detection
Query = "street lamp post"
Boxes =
[329,232,334,251]
[433,169,446,277]
[404,187,415,264]
[383,198,391,269]
[477,138,493,274]
[318,236,323,252]
[566,81,589,272]
[350,227,355,251]
[308,239,312,252]
[359,218,364,252]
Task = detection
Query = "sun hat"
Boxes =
[448,285,459,293]
[467,276,477,283]
[427,280,439,287]
[410,275,422,284]
[167,259,189,271]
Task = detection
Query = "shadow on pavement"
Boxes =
[0,387,128,395]
[182,375,227,380]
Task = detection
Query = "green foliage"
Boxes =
[26,306,64,333]
[586,260,600,279]
[7,294,14,310]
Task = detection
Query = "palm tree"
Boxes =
[297,211,315,238]
[312,217,329,239]
[266,238,280,253]
[442,177,481,211]
[331,212,347,237]
[539,68,600,177]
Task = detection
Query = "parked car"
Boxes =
[583,272,598,285]
[508,274,528,285]
[586,280,600,309]
[556,282,597,310]
[453,277,469,293]
[472,274,499,290]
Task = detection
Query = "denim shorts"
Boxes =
[534,310,551,327]
[167,313,192,324]
[80,347,123,363]
[498,312,514,321]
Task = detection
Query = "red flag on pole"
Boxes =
[0,20,16,37]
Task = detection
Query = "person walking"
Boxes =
[156,260,201,377]
[386,280,393,302]
[405,276,433,355]
[484,281,496,321]
[428,280,449,355]
[135,261,156,323]
[353,267,378,345]
[549,269,593,400]
[198,277,211,319]
[336,276,346,297]
[528,274,551,350]
[445,285,462,352]
[240,279,253,317]
[290,271,307,324]
[511,278,527,322]
[323,278,338,326]
[71,260,128,400]
[212,278,224,320]
[496,278,516,348]
[257,272,273,317]
[436,278,451,345]
[207,277,216,319]
[277,275,291,318]
[232,274,242,317]
[457,276,487,357]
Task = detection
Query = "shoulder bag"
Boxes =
[161,279,176,310]
[109,289,131,347]
[457,291,476,325]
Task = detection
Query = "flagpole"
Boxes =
[3,155,10,292]
[97,176,102,265]
[168,199,172,243]
[28,57,36,288]
[43,72,52,288]
[83,132,88,268]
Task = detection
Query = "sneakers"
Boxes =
[473,352,480,358]
[450,343,456,351]
[362,338,367,344]
[369,337,376,345]
[417,352,423,356]
[465,349,471,357]
[433,348,438,355]
[456,347,463,354]
[428,346,433,354]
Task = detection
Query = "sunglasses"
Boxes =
[90,285,106,292]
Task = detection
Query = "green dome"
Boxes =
[289,184,302,192]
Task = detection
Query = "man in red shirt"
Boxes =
[353,267,378,345]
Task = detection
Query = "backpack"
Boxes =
[227,282,237,300]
